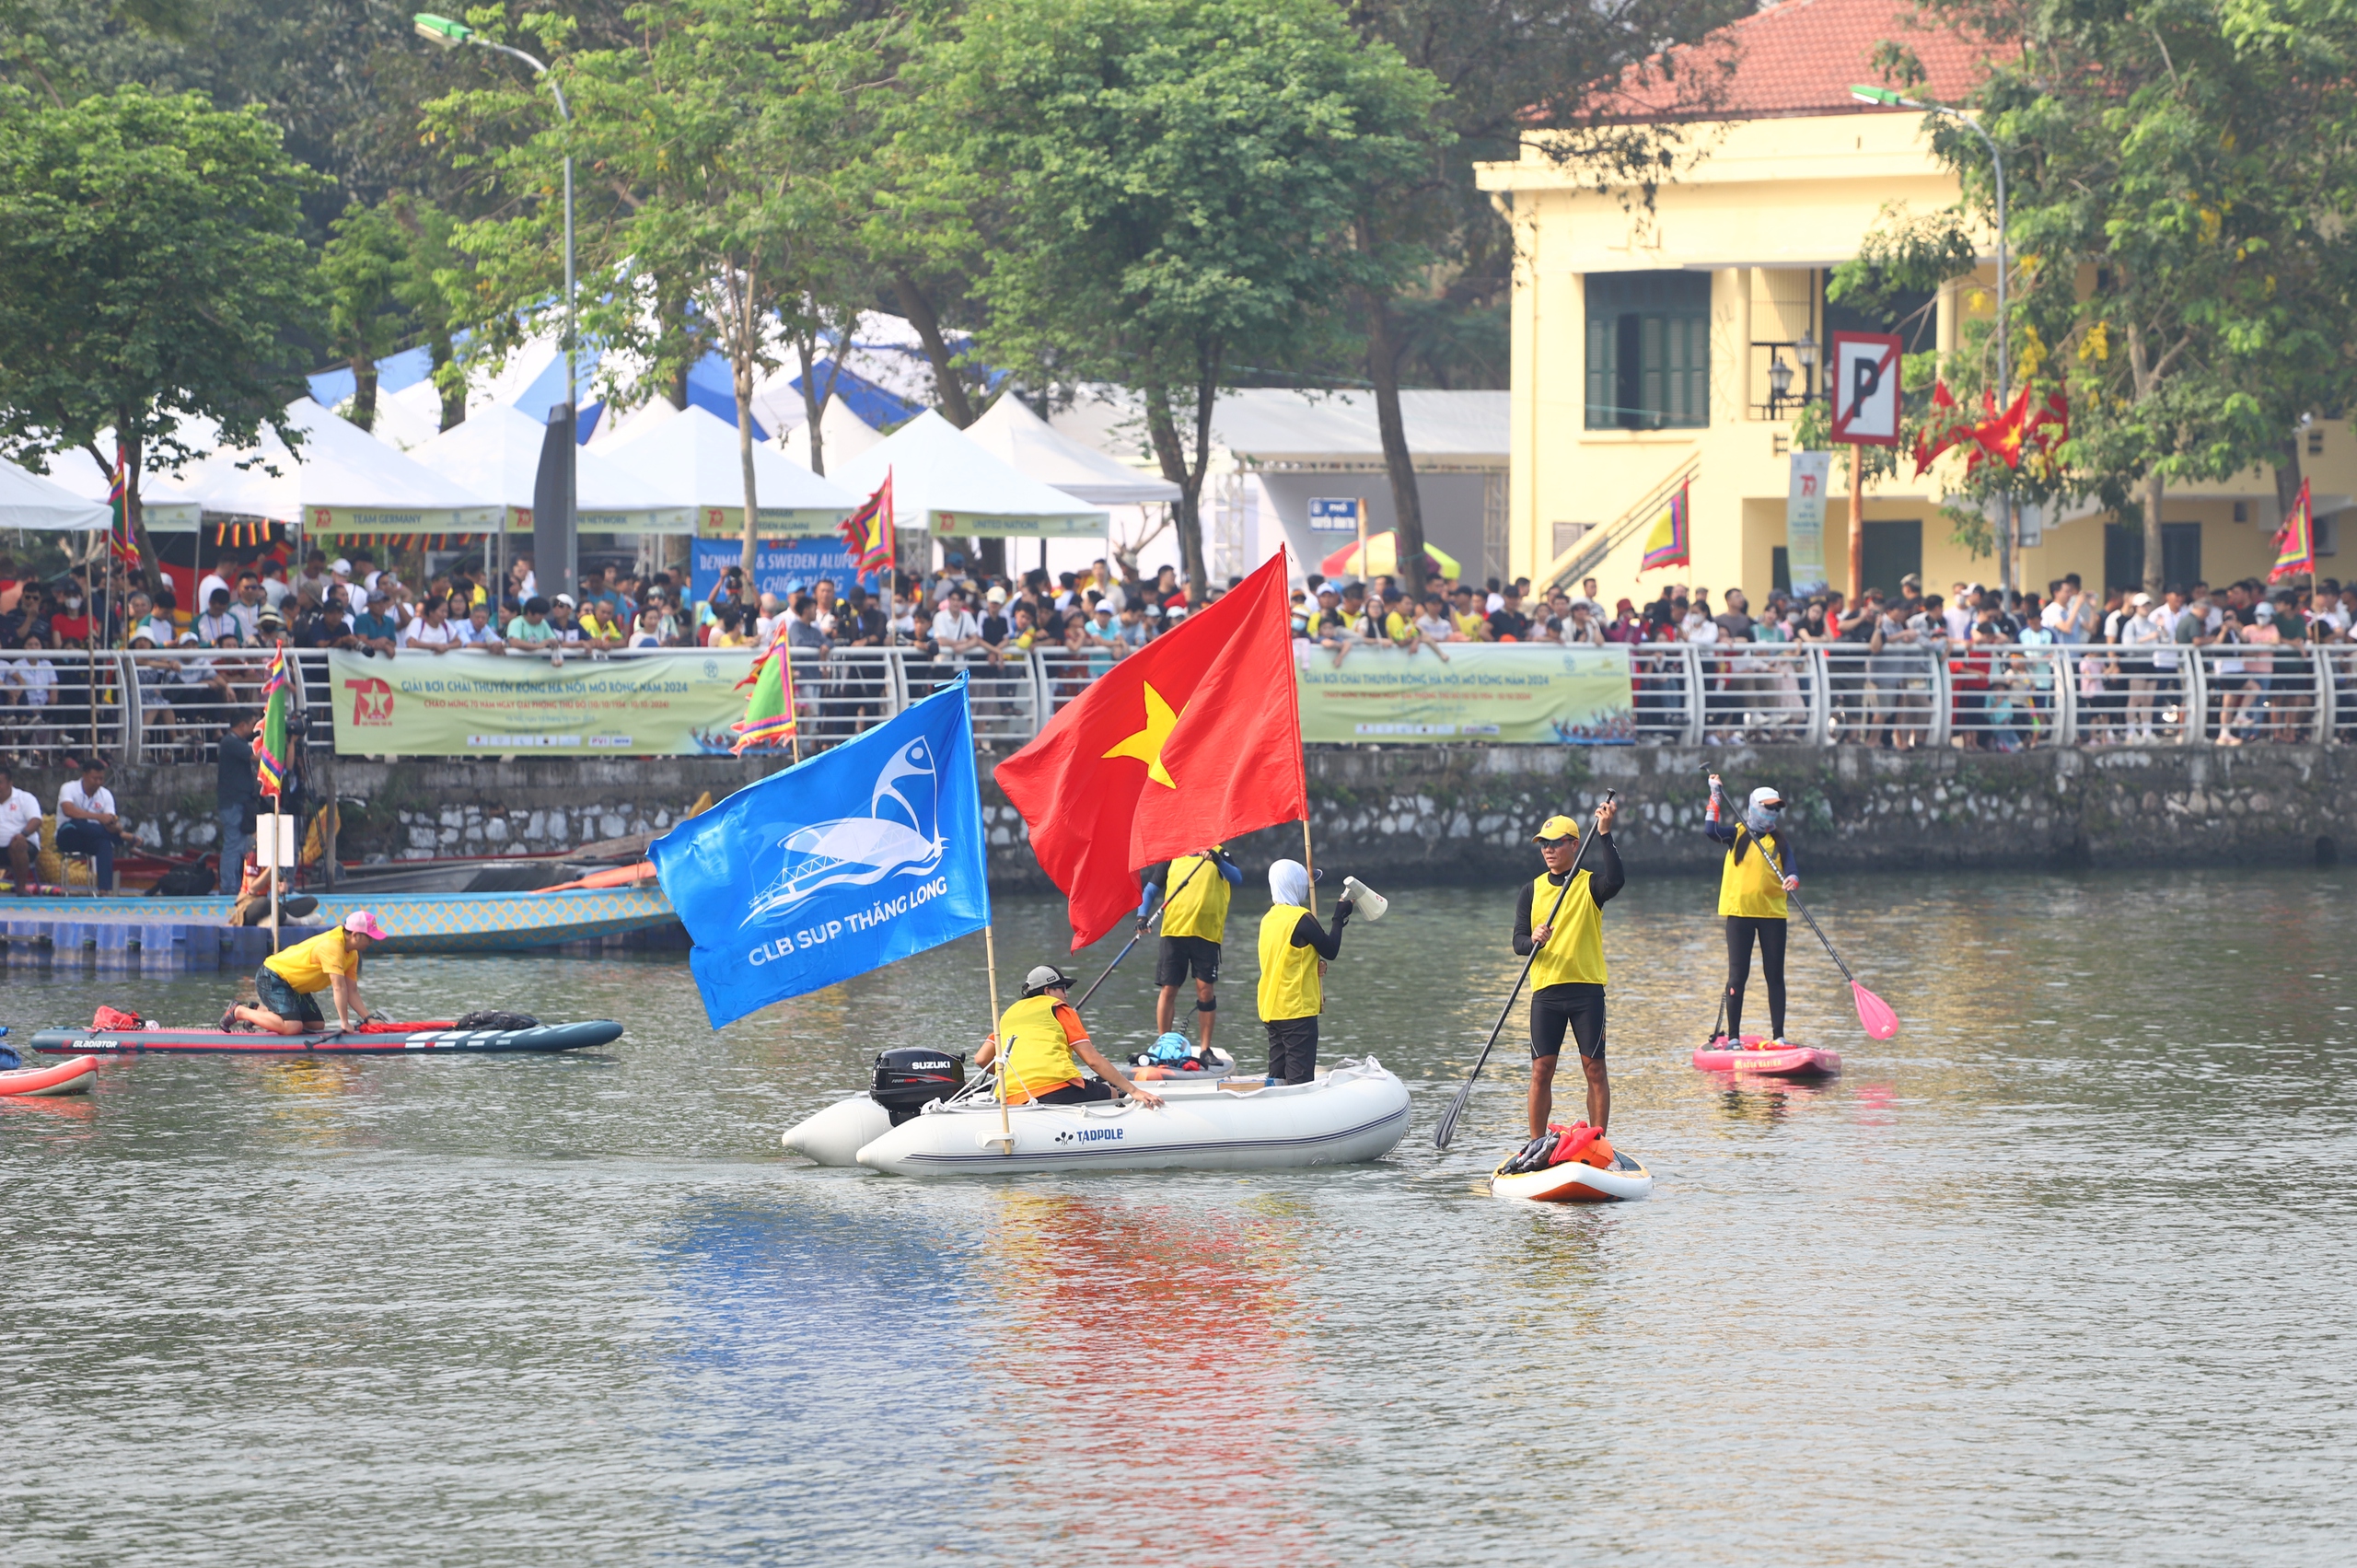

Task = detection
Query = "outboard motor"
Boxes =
[871,1047,966,1126]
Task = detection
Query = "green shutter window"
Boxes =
[1584,273,1710,431]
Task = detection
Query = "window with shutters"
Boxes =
[1585,272,1710,430]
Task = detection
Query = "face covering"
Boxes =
[1745,802,1783,835]
[65,597,83,610]
[1268,859,1310,907]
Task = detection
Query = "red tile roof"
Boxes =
[1592,0,2003,123]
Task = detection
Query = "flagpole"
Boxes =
[268,806,283,953]
[982,921,1012,1154]
[781,633,802,764]
[1300,819,1317,917]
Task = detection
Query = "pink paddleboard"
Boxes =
[0,1054,98,1098]
[1691,1035,1841,1078]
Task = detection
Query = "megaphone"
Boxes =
[1340,876,1388,922]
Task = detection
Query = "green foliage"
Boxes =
[0,84,321,555]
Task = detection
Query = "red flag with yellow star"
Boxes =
[996,552,1307,949]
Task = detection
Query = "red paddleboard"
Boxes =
[1692,1035,1841,1078]
[1,1055,98,1097]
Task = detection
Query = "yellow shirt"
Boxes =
[1384,610,1415,643]
[1527,869,1607,988]
[993,993,1088,1104]
[1718,828,1789,918]
[1451,610,1486,639]
[1160,853,1232,942]
[262,926,359,994]
[1257,904,1322,1021]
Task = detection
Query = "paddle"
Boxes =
[1433,790,1616,1152]
[1751,836,1898,1040]
[1071,851,1212,1012]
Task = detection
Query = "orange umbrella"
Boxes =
[1318,530,1460,578]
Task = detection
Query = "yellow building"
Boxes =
[1476,0,2349,608]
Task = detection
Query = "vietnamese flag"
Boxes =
[997,552,1308,949]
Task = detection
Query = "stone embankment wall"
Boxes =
[19,743,2347,883]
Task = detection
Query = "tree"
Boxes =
[0,84,319,567]
[916,0,1443,600]
[319,198,413,433]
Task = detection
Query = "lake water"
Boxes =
[5,868,2353,1565]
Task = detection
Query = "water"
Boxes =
[6,870,2353,1565]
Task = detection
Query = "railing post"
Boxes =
[1028,647,1051,738]
[2316,647,2339,744]
[1806,645,1830,744]
[1680,644,1703,746]
[2055,645,2078,748]
[884,647,908,717]
[1924,646,1950,749]
[117,652,141,764]
[2181,649,2207,745]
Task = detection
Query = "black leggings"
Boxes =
[1724,915,1787,1040]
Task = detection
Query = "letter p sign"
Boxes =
[1829,331,1903,447]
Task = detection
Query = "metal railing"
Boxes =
[4,641,2351,765]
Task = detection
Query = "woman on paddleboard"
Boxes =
[1704,776,1799,1046]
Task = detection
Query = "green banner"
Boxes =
[1295,644,1636,743]
[328,650,759,756]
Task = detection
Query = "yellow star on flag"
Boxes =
[1102,680,1182,788]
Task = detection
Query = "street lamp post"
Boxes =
[416,13,576,604]
[1852,84,2013,599]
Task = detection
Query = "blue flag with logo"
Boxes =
[650,676,991,1028]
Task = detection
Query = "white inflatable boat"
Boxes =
[846,1057,1411,1177]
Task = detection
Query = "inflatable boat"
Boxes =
[852,1057,1411,1177]
[1,1054,97,1097]
[28,1019,622,1056]
[1691,1035,1841,1078]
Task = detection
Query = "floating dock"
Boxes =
[0,885,683,973]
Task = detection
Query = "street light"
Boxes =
[1852,83,2014,597]
[416,13,577,601]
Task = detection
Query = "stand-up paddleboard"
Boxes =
[1,1055,97,1096]
[1692,1035,1841,1078]
[1491,1148,1654,1202]
[28,1020,622,1056]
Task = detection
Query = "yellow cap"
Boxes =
[1532,814,1582,843]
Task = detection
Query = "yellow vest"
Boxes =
[994,993,1084,1104]
[1160,854,1232,942]
[1718,828,1789,919]
[1527,870,1607,988]
[1257,904,1322,1021]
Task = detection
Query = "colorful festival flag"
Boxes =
[1639,480,1690,572]
[729,620,801,753]
[255,645,291,799]
[2270,478,2316,583]
[106,444,138,563]
[839,470,894,577]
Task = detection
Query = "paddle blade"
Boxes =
[1852,982,1899,1040]
[1432,1074,1478,1150]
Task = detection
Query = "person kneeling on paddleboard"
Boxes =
[977,965,1165,1109]
[1705,775,1798,1046]
[1258,859,1353,1086]
[1515,803,1621,1139]
[228,911,386,1035]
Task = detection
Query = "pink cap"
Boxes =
[343,910,388,940]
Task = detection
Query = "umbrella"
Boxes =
[1319,530,1460,578]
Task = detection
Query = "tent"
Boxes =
[781,399,883,472]
[412,404,691,535]
[168,399,500,536]
[0,455,110,530]
[965,394,1178,505]
[828,410,1109,538]
[33,446,203,531]
[596,403,858,537]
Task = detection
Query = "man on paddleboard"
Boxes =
[1705,775,1799,1045]
[229,911,386,1035]
[977,965,1165,1108]
[1515,803,1622,1138]
[1146,844,1242,1054]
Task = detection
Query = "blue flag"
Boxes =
[650,677,991,1028]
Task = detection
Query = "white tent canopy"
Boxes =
[965,394,1179,505]
[782,398,883,472]
[412,404,692,535]
[829,410,1109,538]
[32,445,203,531]
[0,455,110,530]
[595,403,859,537]
[168,399,500,535]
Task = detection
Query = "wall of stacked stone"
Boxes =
[20,742,2344,884]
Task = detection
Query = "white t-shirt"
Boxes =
[931,608,981,645]
[0,785,39,847]
[261,575,293,610]
[60,780,115,820]
[7,656,56,704]
[196,572,231,611]
[405,618,459,650]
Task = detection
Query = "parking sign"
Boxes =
[1829,331,1903,447]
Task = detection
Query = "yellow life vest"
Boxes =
[993,993,1084,1104]
[1160,853,1231,942]
[1527,869,1607,988]
[1717,827,1789,919]
[1257,904,1322,1021]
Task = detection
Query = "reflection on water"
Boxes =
[4,867,2355,1565]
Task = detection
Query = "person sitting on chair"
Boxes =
[56,755,134,892]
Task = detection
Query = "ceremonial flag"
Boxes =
[2270,478,2316,583]
[1639,479,1690,572]
[651,677,990,1028]
[255,645,291,799]
[730,621,800,753]
[840,470,894,576]
[997,552,1307,949]
[1912,381,1972,475]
